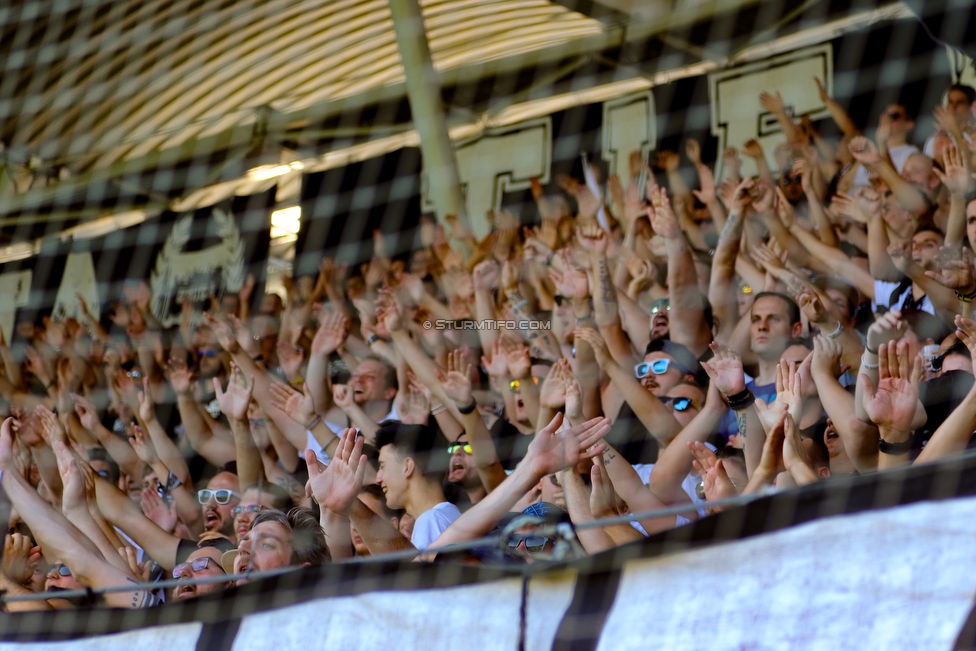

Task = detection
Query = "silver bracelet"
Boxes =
[430,403,446,415]
[861,353,878,370]
[825,321,844,339]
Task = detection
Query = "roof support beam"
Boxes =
[388,0,469,228]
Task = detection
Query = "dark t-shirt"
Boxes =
[716,380,777,442]
[914,370,976,457]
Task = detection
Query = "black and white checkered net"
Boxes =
[1,0,976,649]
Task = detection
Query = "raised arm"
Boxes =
[430,414,611,551]
[648,185,711,355]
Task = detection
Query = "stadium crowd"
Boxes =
[3,78,976,609]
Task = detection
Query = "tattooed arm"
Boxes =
[507,288,562,362]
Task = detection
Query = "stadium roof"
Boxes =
[0,0,916,254]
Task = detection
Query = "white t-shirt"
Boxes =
[853,142,919,187]
[633,464,706,519]
[924,131,974,157]
[410,502,462,550]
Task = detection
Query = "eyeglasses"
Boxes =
[197,489,241,505]
[634,358,692,379]
[740,285,753,295]
[197,348,218,358]
[447,442,473,455]
[509,377,539,392]
[232,504,266,516]
[507,535,551,553]
[125,369,143,379]
[173,556,224,579]
[95,469,110,478]
[650,299,670,314]
[661,396,694,411]
[49,563,72,577]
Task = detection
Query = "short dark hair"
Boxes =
[913,223,944,239]
[801,424,831,471]
[197,537,237,555]
[88,449,120,485]
[365,355,398,392]
[751,292,801,326]
[242,481,293,511]
[250,507,330,566]
[949,84,976,104]
[785,336,814,351]
[375,422,446,477]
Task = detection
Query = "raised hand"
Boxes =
[137,376,156,424]
[481,339,510,378]
[811,334,845,379]
[2,533,42,584]
[127,421,159,466]
[53,440,87,513]
[781,413,810,476]
[502,338,531,380]
[549,265,589,300]
[934,143,972,196]
[862,341,919,435]
[774,361,804,422]
[925,246,976,292]
[396,382,430,426]
[573,327,610,366]
[305,429,367,514]
[276,340,305,380]
[538,358,570,409]
[312,311,348,357]
[759,90,785,114]
[268,381,316,428]
[564,374,583,422]
[589,455,620,518]
[848,136,881,166]
[672,137,697,169]
[742,139,764,159]
[689,442,738,501]
[647,184,681,239]
[35,404,67,447]
[701,341,746,396]
[332,384,354,410]
[524,414,611,478]
[213,363,254,422]
[141,488,177,534]
[473,259,500,291]
[954,315,976,376]
[865,310,907,354]
[204,312,239,354]
[165,357,195,397]
[437,349,473,406]
[755,403,787,478]
[654,150,680,173]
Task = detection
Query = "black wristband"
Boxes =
[457,400,478,415]
[725,388,751,403]
[726,389,755,411]
[878,435,913,455]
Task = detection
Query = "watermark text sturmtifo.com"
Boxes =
[425,319,551,331]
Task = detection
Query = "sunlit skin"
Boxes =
[638,352,690,397]
[172,547,228,600]
[202,472,240,541]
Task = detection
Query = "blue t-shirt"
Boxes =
[716,380,777,442]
